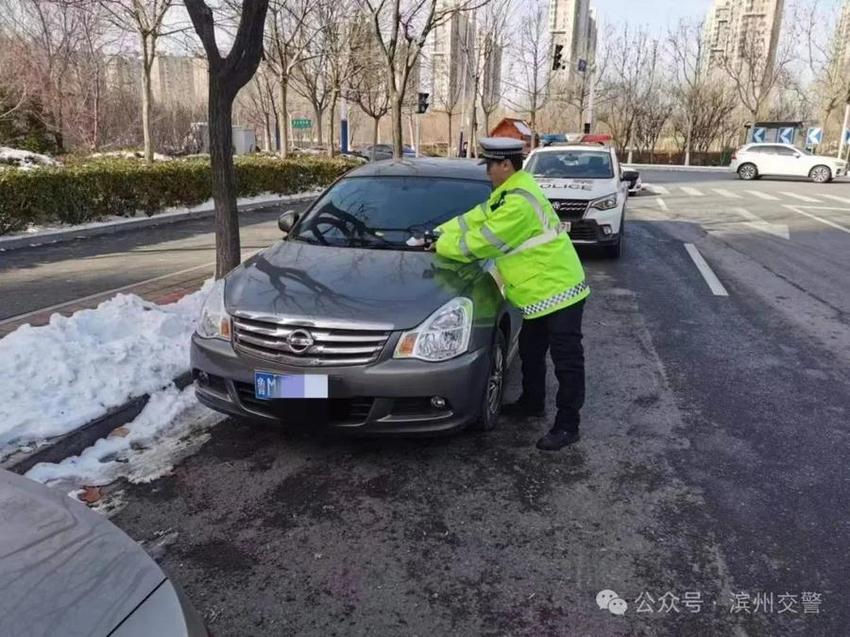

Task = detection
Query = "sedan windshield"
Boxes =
[291,176,492,249]
[526,150,614,179]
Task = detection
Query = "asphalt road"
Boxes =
[8,169,850,634]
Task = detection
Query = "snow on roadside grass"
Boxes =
[0,281,213,459]
[26,384,224,488]
[0,147,58,170]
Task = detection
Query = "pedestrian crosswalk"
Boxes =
[635,183,850,208]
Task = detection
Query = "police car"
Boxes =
[524,144,627,258]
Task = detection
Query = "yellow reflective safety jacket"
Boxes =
[435,169,589,319]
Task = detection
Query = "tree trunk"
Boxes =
[209,80,240,277]
[278,77,289,158]
[314,104,324,148]
[447,112,453,157]
[328,93,337,158]
[390,96,404,158]
[371,116,379,161]
[142,60,154,163]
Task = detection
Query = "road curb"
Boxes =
[0,191,320,252]
[624,164,728,172]
[2,371,194,475]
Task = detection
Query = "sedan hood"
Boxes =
[226,241,483,331]
[0,470,164,637]
[535,177,616,200]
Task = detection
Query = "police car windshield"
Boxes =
[291,176,492,249]
[526,150,614,179]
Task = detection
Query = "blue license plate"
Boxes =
[254,372,329,400]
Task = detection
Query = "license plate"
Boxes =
[254,372,328,400]
[558,221,572,233]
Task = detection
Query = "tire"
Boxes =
[810,165,832,184]
[737,163,758,181]
[470,329,507,431]
[604,214,624,259]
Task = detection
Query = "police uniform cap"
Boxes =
[478,137,524,164]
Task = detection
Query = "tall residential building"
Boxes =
[835,0,850,74]
[704,0,785,72]
[478,32,503,111]
[549,0,595,76]
[430,1,476,111]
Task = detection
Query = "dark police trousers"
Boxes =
[518,299,585,433]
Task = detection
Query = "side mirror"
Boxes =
[278,210,300,234]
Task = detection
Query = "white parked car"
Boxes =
[731,143,847,183]
[524,144,628,258]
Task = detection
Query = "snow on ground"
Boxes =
[0,282,213,459]
[0,147,58,170]
[26,384,224,489]
[89,150,172,161]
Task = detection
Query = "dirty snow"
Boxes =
[0,147,58,170]
[0,282,213,458]
[26,384,223,488]
[89,150,172,161]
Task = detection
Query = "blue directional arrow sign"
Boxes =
[778,127,795,144]
[845,128,850,145]
[752,127,767,143]
[806,127,823,145]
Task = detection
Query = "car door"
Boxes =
[753,145,783,175]
[772,145,805,176]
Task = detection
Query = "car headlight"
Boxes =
[196,279,231,340]
[591,193,618,210]
[394,297,473,362]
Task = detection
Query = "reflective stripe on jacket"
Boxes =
[435,170,589,319]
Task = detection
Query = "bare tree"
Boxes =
[803,0,850,140]
[357,0,490,158]
[501,0,549,148]
[265,0,316,158]
[100,0,181,162]
[432,41,465,156]
[349,16,391,160]
[471,0,511,138]
[184,0,269,277]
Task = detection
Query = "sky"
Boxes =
[590,0,714,34]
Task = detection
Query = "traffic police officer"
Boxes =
[435,137,590,451]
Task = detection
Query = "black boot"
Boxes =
[536,428,580,451]
[502,397,545,418]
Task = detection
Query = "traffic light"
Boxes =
[552,44,564,71]
[417,92,430,114]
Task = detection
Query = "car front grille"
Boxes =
[551,199,588,220]
[568,221,600,242]
[232,314,391,367]
[234,382,374,424]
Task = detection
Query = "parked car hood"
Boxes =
[535,176,617,200]
[226,241,483,330]
[0,470,164,637]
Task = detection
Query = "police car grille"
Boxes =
[551,199,588,220]
[232,315,391,367]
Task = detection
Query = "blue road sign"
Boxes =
[778,127,795,144]
[806,127,823,145]
[844,128,850,145]
[752,127,767,143]
[577,58,588,73]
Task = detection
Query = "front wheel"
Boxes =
[810,165,832,184]
[737,163,758,181]
[470,330,506,431]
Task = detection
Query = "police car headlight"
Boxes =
[394,297,473,362]
[591,194,618,210]
[196,279,231,340]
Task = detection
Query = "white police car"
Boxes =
[524,144,628,258]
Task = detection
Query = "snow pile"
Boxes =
[26,384,223,488]
[0,281,213,458]
[0,147,58,170]
[89,150,172,161]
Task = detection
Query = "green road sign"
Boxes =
[291,118,313,129]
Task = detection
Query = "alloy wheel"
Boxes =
[811,166,831,184]
[486,341,505,416]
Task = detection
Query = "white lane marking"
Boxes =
[783,205,850,234]
[684,243,729,297]
[681,186,704,197]
[732,207,790,240]
[0,261,216,327]
[652,184,670,195]
[656,197,668,211]
[780,192,820,203]
[747,190,780,200]
[712,189,742,199]
[819,194,850,204]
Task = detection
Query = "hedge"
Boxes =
[0,155,355,235]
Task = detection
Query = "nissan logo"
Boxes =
[286,329,314,354]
